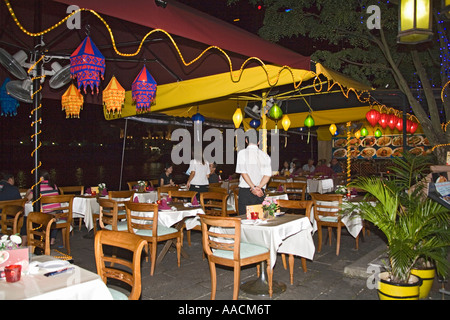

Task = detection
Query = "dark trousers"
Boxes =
[238,187,265,215]
[189,184,209,200]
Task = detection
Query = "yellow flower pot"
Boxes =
[411,267,435,299]
[377,272,421,300]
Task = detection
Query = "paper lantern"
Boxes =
[360,127,369,137]
[366,109,381,127]
[192,112,205,123]
[281,115,291,131]
[409,121,419,134]
[304,114,315,127]
[249,118,261,129]
[378,113,388,129]
[354,130,361,139]
[269,103,283,120]
[406,119,412,133]
[132,66,157,112]
[61,84,84,118]
[232,108,243,128]
[374,128,383,138]
[387,114,397,130]
[70,36,105,94]
[329,123,337,136]
[396,117,403,131]
[102,76,125,114]
[0,78,19,116]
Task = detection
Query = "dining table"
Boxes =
[307,178,334,194]
[227,191,289,211]
[0,255,113,300]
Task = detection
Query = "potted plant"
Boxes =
[343,153,450,300]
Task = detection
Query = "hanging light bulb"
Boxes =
[232,108,243,128]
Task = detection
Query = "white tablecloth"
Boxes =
[131,205,204,230]
[133,191,158,203]
[0,255,112,300]
[227,192,289,211]
[72,196,101,231]
[307,179,334,194]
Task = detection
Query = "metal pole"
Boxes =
[119,119,128,191]
[32,0,42,212]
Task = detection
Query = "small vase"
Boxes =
[263,211,275,220]
[138,186,145,192]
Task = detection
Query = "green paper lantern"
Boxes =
[269,103,283,120]
[374,128,383,138]
[360,127,369,137]
[304,114,315,127]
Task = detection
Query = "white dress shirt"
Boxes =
[235,144,272,188]
[188,159,210,185]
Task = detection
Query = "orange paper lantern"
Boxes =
[103,76,125,114]
[62,84,84,118]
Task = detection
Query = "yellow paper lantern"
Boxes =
[61,84,84,118]
[281,114,291,131]
[103,76,125,114]
[329,123,337,136]
[354,130,361,139]
[233,108,243,128]
[398,0,432,44]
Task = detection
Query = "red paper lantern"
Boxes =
[396,117,403,131]
[387,114,397,130]
[378,113,388,129]
[366,109,381,127]
[410,121,419,134]
[406,119,412,133]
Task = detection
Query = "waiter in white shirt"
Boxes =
[235,134,272,215]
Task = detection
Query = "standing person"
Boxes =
[208,162,220,183]
[160,163,175,187]
[26,169,60,245]
[0,171,21,201]
[186,153,210,199]
[302,158,315,174]
[235,135,272,215]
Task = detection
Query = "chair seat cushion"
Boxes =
[212,242,268,260]
[135,225,178,237]
[319,215,339,223]
[108,287,128,300]
[105,220,128,231]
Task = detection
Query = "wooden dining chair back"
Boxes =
[108,190,135,218]
[0,198,26,235]
[59,186,84,195]
[97,198,128,232]
[282,182,307,201]
[124,201,182,276]
[200,192,228,216]
[275,199,313,283]
[168,190,197,203]
[94,230,147,300]
[27,211,56,255]
[157,186,178,200]
[231,186,240,215]
[310,193,356,255]
[149,179,159,188]
[40,195,74,254]
[199,215,273,300]
[208,182,222,188]
[208,186,227,194]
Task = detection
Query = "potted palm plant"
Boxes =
[343,153,450,300]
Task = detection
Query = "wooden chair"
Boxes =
[311,193,359,255]
[276,199,313,284]
[231,186,240,215]
[149,179,159,188]
[97,198,128,231]
[0,198,27,235]
[168,190,197,203]
[40,195,74,255]
[124,202,182,276]
[208,182,222,188]
[108,190,135,219]
[282,182,307,201]
[27,211,56,255]
[199,215,273,300]
[200,192,228,216]
[94,230,147,300]
[157,186,178,200]
[59,186,84,231]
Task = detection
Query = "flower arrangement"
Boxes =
[335,185,347,194]
[0,234,22,250]
[98,183,106,190]
[262,198,279,217]
[137,181,146,186]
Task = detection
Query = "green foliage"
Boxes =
[343,153,450,283]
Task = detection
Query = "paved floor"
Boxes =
[53,222,449,301]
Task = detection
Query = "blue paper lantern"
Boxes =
[192,112,205,123]
[0,78,19,116]
[249,119,260,128]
